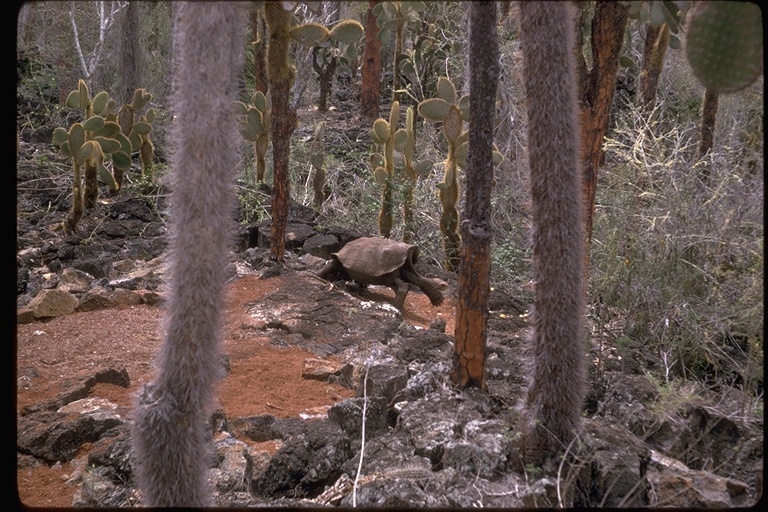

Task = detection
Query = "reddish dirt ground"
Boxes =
[16,272,455,508]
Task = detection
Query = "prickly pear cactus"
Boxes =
[373,1,427,102]
[108,88,155,192]
[397,106,433,242]
[417,76,470,271]
[234,90,271,184]
[369,101,401,238]
[685,2,763,94]
[52,79,125,233]
[312,19,364,112]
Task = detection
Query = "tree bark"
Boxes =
[250,9,268,94]
[118,2,143,105]
[361,0,381,122]
[452,1,499,390]
[579,0,629,277]
[265,3,298,262]
[638,22,670,111]
[696,88,719,183]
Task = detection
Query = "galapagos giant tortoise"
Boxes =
[317,237,447,310]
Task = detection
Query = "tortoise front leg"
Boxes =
[391,276,409,310]
[317,259,345,281]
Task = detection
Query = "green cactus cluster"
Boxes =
[398,6,460,101]
[52,80,156,233]
[628,1,688,50]
[234,90,272,184]
[110,88,156,191]
[52,80,124,233]
[684,1,763,94]
[373,1,427,48]
[309,121,327,209]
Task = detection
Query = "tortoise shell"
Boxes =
[332,237,419,277]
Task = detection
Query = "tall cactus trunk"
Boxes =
[361,1,382,122]
[438,150,460,272]
[378,179,394,239]
[401,179,415,243]
[578,0,629,279]
[130,3,245,506]
[451,0,499,389]
[83,162,99,209]
[64,163,83,234]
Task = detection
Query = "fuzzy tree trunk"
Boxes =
[361,0,382,122]
[130,3,245,507]
[452,1,499,390]
[519,0,586,464]
[265,2,298,262]
[63,162,84,235]
[578,0,629,277]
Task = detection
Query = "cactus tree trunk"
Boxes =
[439,150,461,272]
[638,22,670,111]
[579,0,629,279]
[266,2,298,262]
[64,163,83,234]
[361,1,382,122]
[130,3,245,506]
[401,179,415,243]
[452,1,498,389]
[83,162,99,209]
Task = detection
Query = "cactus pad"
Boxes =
[329,19,364,43]
[685,2,763,94]
[418,98,451,121]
